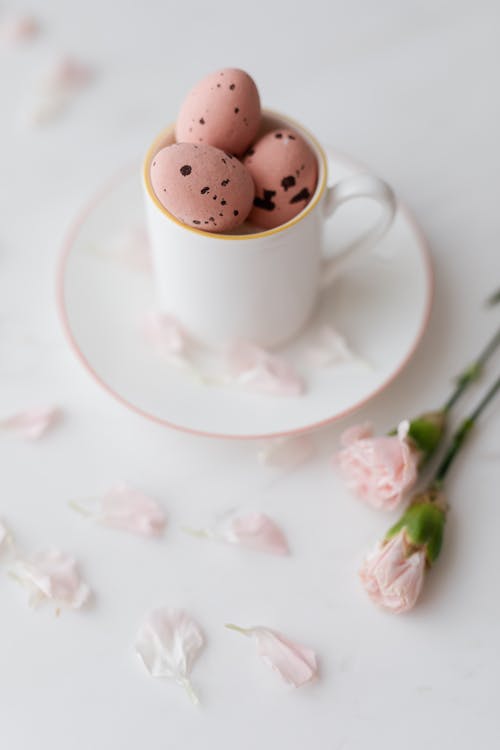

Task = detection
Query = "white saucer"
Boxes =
[58,149,432,439]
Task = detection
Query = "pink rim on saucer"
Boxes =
[57,153,434,441]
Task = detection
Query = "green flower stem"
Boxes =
[442,327,500,413]
[434,374,500,486]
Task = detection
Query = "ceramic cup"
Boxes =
[143,110,396,349]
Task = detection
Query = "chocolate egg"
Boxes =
[176,68,261,156]
[150,142,255,233]
[244,128,318,230]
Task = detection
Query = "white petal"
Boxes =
[226,624,318,687]
[136,608,204,704]
[142,311,187,358]
[222,513,289,556]
[258,434,315,469]
[227,341,304,397]
[71,483,166,537]
[0,519,10,551]
[0,407,60,440]
[10,548,90,609]
[107,225,151,271]
[306,325,368,368]
[397,419,411,441]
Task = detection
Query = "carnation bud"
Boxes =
[385,489,447,564]
[406,410,446,460]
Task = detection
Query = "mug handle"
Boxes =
[321,174,397,287]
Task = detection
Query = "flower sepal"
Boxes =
[406,411,446,460]
[386,490,447,565]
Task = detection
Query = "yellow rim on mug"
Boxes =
[142,108,329,241]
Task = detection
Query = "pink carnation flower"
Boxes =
[336,421,419,510]
[359,529,425,613]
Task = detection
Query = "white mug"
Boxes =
[143,110,396,349]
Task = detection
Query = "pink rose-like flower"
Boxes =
[359,529,425,614]
[336,422,419,510]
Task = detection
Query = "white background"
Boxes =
[1,1,499,748]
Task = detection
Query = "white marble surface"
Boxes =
[1,1,499,748]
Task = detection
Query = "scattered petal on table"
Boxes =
[142,311,187,359]
[42,57,93,92]
[0,15,39,45]
[0,519,10,552]
[225,624,318,687]
[136,608,204,704]
[227,340,304,397]
[306,324,369,368]
[27,57,93,125]
[258,434,315,469]
[0,407,60,440]
[222,513,289,556]
[70,483,166,537]
[107,225,151,271]
[9,548,90,610]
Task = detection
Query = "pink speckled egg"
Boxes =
[243,128,318,230]
[150,142,255,233]
[176,68,261,156]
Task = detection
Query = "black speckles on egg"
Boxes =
[245,147,255,157]
[290,187,311,204]
[281,175,296,191]
[213,194,217,200]
[200,186,210,194]
[229,83,235,90]
[288,134,296,140]
[254,190,276,211]
[217,83,221,88]
[199,117,205,124]
[219,212,223,216]
[233,210,239,216]
[152,160,157,167]
[221,199,227,205]
[221,158,226,164]
[221,179,230,187]
[275,132,283,139]
[193,220,201,225]
[180,165,192,176]
[234,107,239,114]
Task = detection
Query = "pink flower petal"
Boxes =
[223,513,289,556]
[359,530,426,614]
[335,421,419,510]
[136,608,204,704]
[71,483,166,537]
[0,407,60,440]
[9,548,90,610]
[258,434,315,469]
[227,340,304,397]
[226,624,318,687]
[306,324,366,368]
[0,16,39,45]
[28,57,93,126]
[107,225,152,271]
[43,57,93,92]
[142,311,187,359]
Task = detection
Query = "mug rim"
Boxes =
[142,108,328,241]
